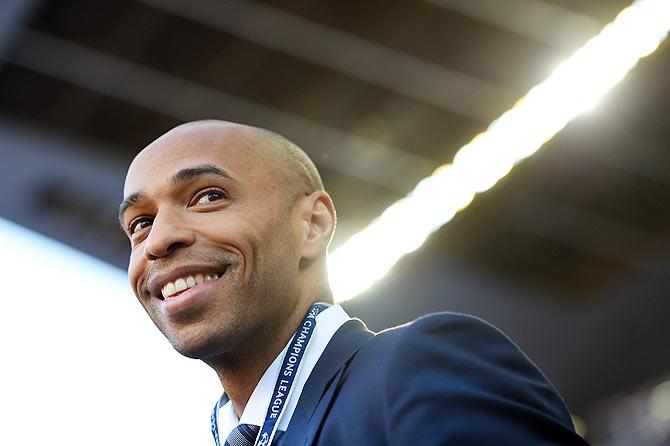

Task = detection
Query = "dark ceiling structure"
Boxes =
[1,0,668,440]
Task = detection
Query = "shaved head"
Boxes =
[256,127,325,192]
[122,118,336,361]
[168,120,324,203]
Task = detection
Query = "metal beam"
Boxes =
[0,0,42,59]
[504,189,670,276]
[559,116,670,188]
[423,0,601,51]
[5,29,434,194]
[139,0,515,122]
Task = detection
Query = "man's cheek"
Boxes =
[127,255,143,298]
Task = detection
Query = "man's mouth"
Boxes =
[160,271,225,300]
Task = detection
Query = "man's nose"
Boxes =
[143,209,195,261]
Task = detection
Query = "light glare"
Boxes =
[329,0,670,302]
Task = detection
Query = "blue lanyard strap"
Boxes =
[211,400,221,446]
[211,303,328,446]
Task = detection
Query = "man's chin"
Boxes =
[168,335,218,359]
[165,330,241,361]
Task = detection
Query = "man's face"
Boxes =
[121,123,302,359]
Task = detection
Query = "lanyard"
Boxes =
[211,303,328,446]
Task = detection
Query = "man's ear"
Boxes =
[298,190,336,260]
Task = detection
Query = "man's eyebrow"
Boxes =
[118,191,149,228]
[169,164,235,185]
[118,164,235,229]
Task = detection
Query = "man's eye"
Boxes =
[129,217,152,235]
[193,189,227,206]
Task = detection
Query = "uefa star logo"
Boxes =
[258,432,270,446]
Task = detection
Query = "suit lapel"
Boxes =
[282,318,374,445]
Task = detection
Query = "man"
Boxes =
[120,120,588,445]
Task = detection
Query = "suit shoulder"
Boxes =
[327,312,587,444]
[376,312,575,427]
[352,311,540,398]
[373,312,550,391]
[371,311,518,353]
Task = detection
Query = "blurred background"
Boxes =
[1,0,669,444]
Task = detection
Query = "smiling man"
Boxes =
[121,120,588,445]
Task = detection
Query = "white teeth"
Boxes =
[163,282,176,299]
[161,272,222,299]
[175,278,187,293]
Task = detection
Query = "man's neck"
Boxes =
[207,300,315,418]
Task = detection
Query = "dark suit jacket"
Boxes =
[282,312,588,445]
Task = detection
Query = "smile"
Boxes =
[161,272,223,299]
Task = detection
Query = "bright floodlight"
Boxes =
[328,0,670,302]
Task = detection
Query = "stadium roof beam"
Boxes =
[0,0,41,59]
[422,0,601,51]
[6,29,434,194]
[504,190,670,276]
[139,0,516,122]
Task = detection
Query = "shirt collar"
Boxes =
[217,303,351,438]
